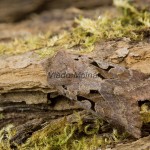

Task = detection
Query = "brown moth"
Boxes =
[45,50,150,138]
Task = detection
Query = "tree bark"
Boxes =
[113,135,150,150]
[0,51,56,104]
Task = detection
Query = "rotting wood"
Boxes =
[0,51,57,104]
[0,41,150,138]
[0,40,150,99]
[0,91,48,104]
[112,135,150,150]
[0,98,83,146]
[0,95,82,129]
[0,51,51,94]
[0,1,149,149]
[9,110,100,147]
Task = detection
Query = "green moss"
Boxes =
[8,103,148,150]
[0,114,4,119]
[114,0,150,27]
[0,124,15,150]
[140,103,150,124]
[1,104,149,150]
[1,105,149,150]
[35,0,150,56]
[0,33,52,55]
[17,113,128,150]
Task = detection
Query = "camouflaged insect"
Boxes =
[44,50,150,138]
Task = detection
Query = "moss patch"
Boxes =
[0,0,150,57]
[19,114,127,150]
[140,103,150,124]
[0,104,149,150]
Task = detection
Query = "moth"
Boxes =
[44,50,150,138]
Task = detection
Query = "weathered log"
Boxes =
[0,51,49,93]
[9,110,99,146]
[92,41,150,74]
[0,1,149,149]
[0,41,148,93]
[0,96,82,146]
[10,118,45,146]
[0,95,82,127]
[0,51,56,104]
[0,91,48,104]
[0,39,150,137]
[1,39,150,104]
[112,135,150,150]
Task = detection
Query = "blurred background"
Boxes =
[0,0,114,44]
[0,0,149,48]
[0,0,113,22]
